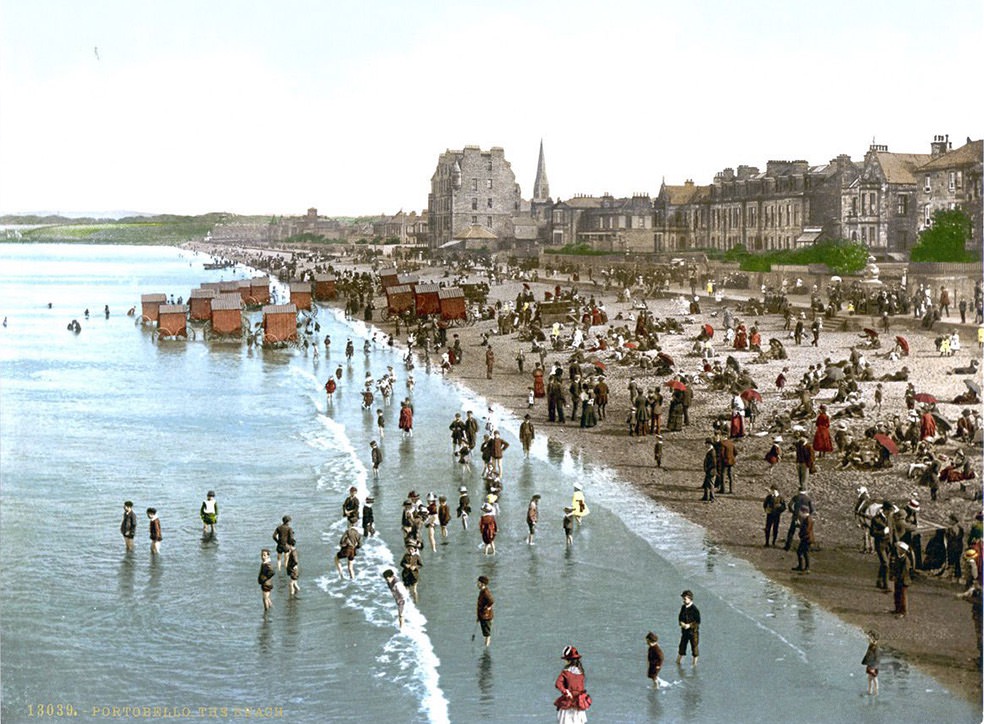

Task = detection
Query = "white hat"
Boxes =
[773,435,783,443]
[897,541,909,551]
[573,482,584,491]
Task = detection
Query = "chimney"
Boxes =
[930,134,949,157]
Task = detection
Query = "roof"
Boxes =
[438,287,465,299]
[313,273,336,282]
[415,283,440,294]
[454,224,497,240]
[386,284,412,296]
[190,288,218,299]
[919,139,983,172]
[289,282,311,292]
[561,196,603,209]
[263,304,297,315]
[211,296,243,311]
[874,152,931,185]
[158,304,189,314]
[661,183,705,205]
[141,293,167,302]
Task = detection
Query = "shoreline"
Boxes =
[185,241,983,705]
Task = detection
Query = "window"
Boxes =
[471,198,478,210]
[486,216,493,228]
[487,179,493,189]
[897,195,908,216]
[487,159,493,171]
[924,175,931,193]
[956,170,963,189]
[472,215,478,224]
[471,178,478,191]
[949,172,956,191]
[487,198,493,209]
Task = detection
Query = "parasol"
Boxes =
[587,355,606,372]
[824,366,845,381]
[965,379,981,396]
[873,433,898,456]
[702,324,714,338]
[624,341,639,349]
[657,351,675,367]
[740,388,763,403]
[666,380,687,392]
[913,393,937,404]
[894,336,909,355]
[931,412,952,433]
[863,328,879,338]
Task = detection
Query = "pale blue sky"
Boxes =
[1,0,980,216]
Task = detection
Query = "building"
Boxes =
[427,146,523,249]
[842,143,932,254]
[916,136,983,250]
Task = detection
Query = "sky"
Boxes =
[1,0,981,217]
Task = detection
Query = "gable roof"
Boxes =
[919,139,983,172]
[874,152,931,185]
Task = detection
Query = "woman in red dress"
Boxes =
[812,404,834,457]
[554,645,590,723]
[532,363,546,398]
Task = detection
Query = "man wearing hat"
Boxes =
[369,440,382,479]
[763,487,786,547]
[701,438,717,502]
[676,590,700,665]
[519,413,536,458]
[793,432,815,490]
[890,541,914,617]
[476,576,495,647]
[342,486,360,523]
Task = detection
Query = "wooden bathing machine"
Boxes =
[157,304,189,337]
[140,293,167,324]
[378,268,399,290]
[313,274,337,301]
[385,284,415,318]
[249,277,271,306]
[414,284,441,317]
[210,295,244,336]
[262,304,298,345]
[438,287,467,322]
[396,273,419,292]
[189,288,218,321]
[289,282,312,311]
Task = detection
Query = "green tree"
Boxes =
[910,209,975,262]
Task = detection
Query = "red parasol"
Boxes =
[740,388,763,403]
[666,380,687,391]
[894,336,909,355]
[913,392,937,404]
[587,355,606,372]
[657,351,675,366]
[624,341,639,349]
[873,433,898,456]
[702,324,714,338]
[863,328,879,338]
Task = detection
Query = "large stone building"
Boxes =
[427,146,523,249]
[653,156,859,253]
[916,136,983,250]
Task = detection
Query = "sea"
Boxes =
[0,243,978,724]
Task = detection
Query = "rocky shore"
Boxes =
[187,241,983,703]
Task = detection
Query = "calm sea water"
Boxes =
[0,244,977,724]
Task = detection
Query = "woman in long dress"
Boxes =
[479,501,498,555]
[554,646,590,723]
[812,404,834,457]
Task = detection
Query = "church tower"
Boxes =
[532,139,550,202]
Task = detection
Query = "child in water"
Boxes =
[862,630,880,696]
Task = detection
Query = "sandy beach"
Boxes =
[188,241,983,703]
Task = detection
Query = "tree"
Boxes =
[910,209,975,262]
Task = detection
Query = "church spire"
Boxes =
[532,139,550,202]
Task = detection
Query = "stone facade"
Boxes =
[427,146,522,249]
[916,136,983,250]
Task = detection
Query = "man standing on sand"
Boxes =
[701,438,717,502]
[676,590,700,666]
[890,540,914,617]
[783,487,814,551]
[120,501,137,551]
[794,433,815,489]
[717,434,737,494]
[476,575,495,647]
[485,346,495,379]
[763,487,785,547]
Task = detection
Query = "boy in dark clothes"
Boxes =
[646,632,664,688]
